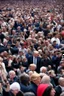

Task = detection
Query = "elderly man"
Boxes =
[28,51,41,73]
[8,70,18,84]
[55,77,64,96]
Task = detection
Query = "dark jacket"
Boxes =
[9,91,24,96]
[0,88,10,96]
[29,82,38,96]
[20,83,31,92]
[55,85,62,96]
[28,56,41,73]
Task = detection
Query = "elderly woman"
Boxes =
[10,82,24,96]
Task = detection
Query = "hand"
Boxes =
[5,81,10,92]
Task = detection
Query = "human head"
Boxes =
[9,70,16,79]
[58,77,64,87]
[31,73,41,86]
[41,75,51,85]
[24,92,35,96]
[20,73,30,85]
[33,51,39,58]
[29,64,36,71]
[10,82,21,96]
[48,70,56,77]
[37,84,55,96]
[40,66,47,73]
[60,60,64,67]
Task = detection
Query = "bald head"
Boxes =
[41,75,50,84]
[58,77,64,86]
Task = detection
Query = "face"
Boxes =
[34,52,39,58]
[34,76,41,86]
[12,89,19,96]
[50,88,55,96]
[9,72,15,79]
[30,66,36,71]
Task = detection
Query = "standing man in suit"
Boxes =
[28,51,41,73]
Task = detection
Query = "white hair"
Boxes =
[41,75,50,84]
[40,66,47,73]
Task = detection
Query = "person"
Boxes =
[26,64,37,73]
[8,70,18,84]
[24,92,35,96]
[28,51,41,73]
[20,73,31,93]
[41,75,51,86]
[29,72,41,96]
[0,62,7,84]
[0,78,10,96]
[37,84,55,96]
[10,82,24,96]
[40,66,47,73]
[55,77,64,96]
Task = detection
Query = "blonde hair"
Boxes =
[31,72,40,81]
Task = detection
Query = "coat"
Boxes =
[9,91,24,96]
[28,56,41,73]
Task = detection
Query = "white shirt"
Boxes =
[33,56,37,65]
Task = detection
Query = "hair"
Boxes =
[42,86,52,96]
[9,70,16,75]
[41,75,50,84]
[24,92,35,96]
[20,73,30,85]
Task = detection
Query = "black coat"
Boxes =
[29,82,38,96]
[1,88,10,96]
[9,91,24,96]
[55,86,62,96]
[28,56,41,73]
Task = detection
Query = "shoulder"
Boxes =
[17,91,24,96]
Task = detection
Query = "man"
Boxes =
[28,51,41,73]
[8,70,18,84]
[55,77,64,96]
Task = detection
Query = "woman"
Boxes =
[10,82,24,96]
[37,84,55,96]
[0,62,7,83]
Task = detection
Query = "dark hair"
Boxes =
[20,73,30,85]
[42,86,52,96]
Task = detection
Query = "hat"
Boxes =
[10,82,20,91]
[37,84,49,96]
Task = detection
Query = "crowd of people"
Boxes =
[0,0,64,96]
